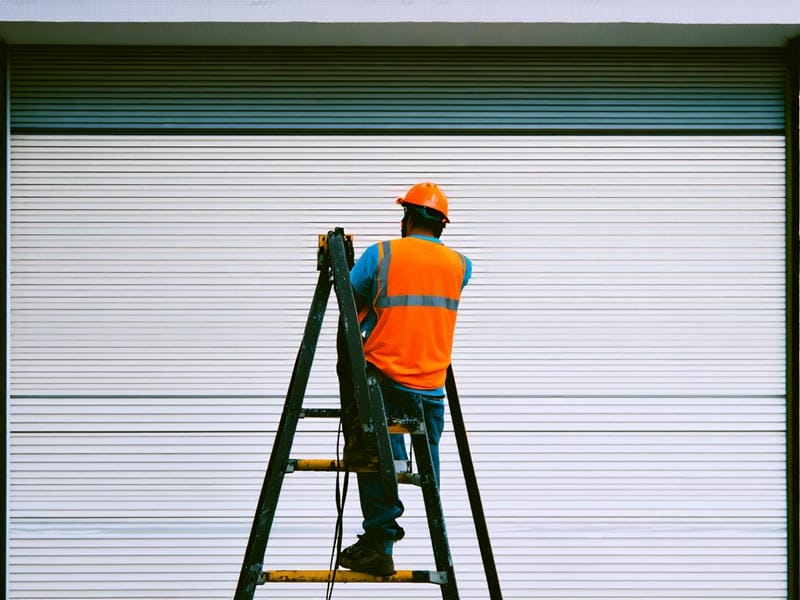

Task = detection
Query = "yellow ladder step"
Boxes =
[288,458,410,473]
[261,569,446,584]
[387,423,412,434]
[287,458,420,484]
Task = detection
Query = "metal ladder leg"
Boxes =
[233,267,333,600]
[329,228,398,503]
[408,410,460,600]
[446,366,503,600]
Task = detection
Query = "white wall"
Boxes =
[1,0,799,46]
[2,0,800,24]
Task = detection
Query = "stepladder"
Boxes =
[234,228,502,600]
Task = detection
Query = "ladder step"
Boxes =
[388,423,413,434]
[260,569,446,585]
[299,408,340,419]
[287,458,421,485]
[298,407,420,434]
[290,458,414,473]
[288,458,408,473]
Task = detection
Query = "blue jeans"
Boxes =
[356,385,445,541]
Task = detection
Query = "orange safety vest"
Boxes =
[363,236,467,390]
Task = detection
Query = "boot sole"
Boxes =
[338,557,395,577]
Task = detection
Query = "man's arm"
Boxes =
[354,291,370,315]
[350,243,380,337]
[350,243,379,298]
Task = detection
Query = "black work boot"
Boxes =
[338,530,395,576]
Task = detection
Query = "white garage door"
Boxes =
[8,134,786,599]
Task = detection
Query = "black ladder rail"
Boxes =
[446,365,503,600]
[234,228,396,600]
[328,230,398,503]
[406,405,460,600]
[233,264,333,600]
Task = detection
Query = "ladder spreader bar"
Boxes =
[299,408,341,419]
[288,458,410,474]
[260,569,446,585]
[296,407,416,435]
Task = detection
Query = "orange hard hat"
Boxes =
[396,182,450,223]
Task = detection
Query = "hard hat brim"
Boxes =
[397,199,450,223]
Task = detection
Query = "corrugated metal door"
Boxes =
[6,46,789,600]
[9,134,786,599]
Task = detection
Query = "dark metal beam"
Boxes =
[446,366,503,600]
[1,37,8,600]
[785,32,799,600]
[233,266,333,600]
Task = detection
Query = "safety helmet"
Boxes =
[396,182,450,223]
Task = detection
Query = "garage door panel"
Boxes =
[7,134,787,599]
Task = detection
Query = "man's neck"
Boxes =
[406,226,438,239]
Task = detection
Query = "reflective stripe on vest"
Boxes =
[377,294,459,310]
[375,241,462,311]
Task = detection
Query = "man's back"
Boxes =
[363,235,468,390]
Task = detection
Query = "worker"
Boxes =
[337,182,472,577]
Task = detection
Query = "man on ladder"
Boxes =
[337,182,473,577]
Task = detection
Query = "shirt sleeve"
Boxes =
[350,242,380,299]
[350,243,380,338]
[462,255,473,289]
